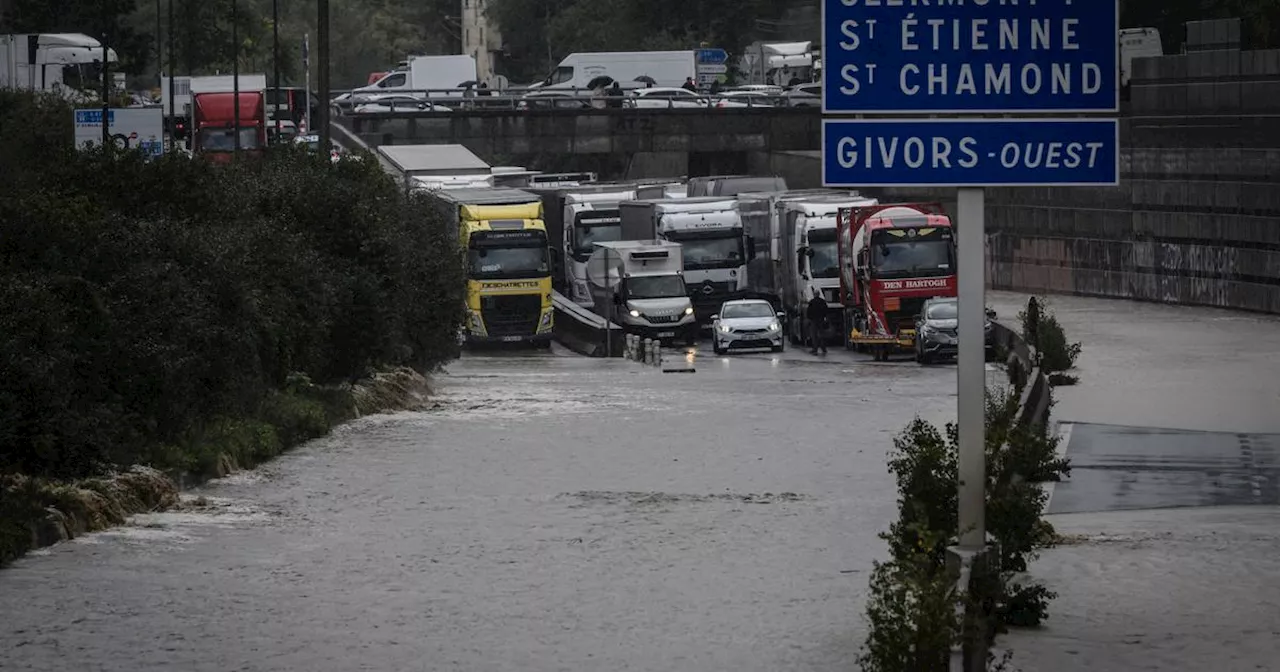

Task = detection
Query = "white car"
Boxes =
[351,95,452,114]
[711,299,785,354]
[624,87,709,109]
[711,91,777,109]
[517,90,592,110]
[783,82,821,107]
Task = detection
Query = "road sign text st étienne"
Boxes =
[822,0,1119,114]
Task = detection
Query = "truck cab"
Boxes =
[587,241,698,345]
[191,91,267,162]
[426,188,555,346]
[0,33,117,99]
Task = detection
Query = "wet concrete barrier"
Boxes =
[551,290,625,357]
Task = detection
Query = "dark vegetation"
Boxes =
[0,89,464,484]
[1019,297,1082,385]
[858,300,1075,671]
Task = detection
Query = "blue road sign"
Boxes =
[822,0,1119,113]
[74,109,115,125]
[822,118,1118,187]
[695,48,728,65]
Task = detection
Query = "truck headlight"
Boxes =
[629,309,641,318]
[540,310,553,327]
[684,306,694,315]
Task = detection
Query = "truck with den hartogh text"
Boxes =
[424,188,555,346]
[836,203,957,360]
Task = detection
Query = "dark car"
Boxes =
[914,297,996,365]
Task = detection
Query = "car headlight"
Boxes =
[717,323,731,333]
[684,306,694,315]
[768,321,780,332]
[629,309,641,318]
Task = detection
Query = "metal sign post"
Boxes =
[821,0,1120,623]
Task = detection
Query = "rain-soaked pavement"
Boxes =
[3,291,1278,671]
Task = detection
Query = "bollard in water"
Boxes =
[641,338,651,363]
[650,340,661,366]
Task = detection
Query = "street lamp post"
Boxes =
[272,0,280,141]
[232,0,240,155]
[318,0,330,152]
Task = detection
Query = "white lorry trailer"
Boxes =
[1,33,116,99]
[586,240,698,344]
[376,144,493,192]
[737,190,877,344]
[619,196,756,325]
[687,175,787,197]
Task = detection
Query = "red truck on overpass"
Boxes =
[836,202,957,360]
[191,91,266,162]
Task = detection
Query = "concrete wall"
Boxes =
[985,49,1280,314]
[760,49,1280,315]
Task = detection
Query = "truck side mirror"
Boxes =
[710,314,719,321]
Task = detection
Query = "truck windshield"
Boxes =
[468,231,550,279]
[807,229,839,278]
[670,234,744,270]
[627,275,686,299]
[870,231,954,280]
[198,128,262,151]
[572,215,622,258]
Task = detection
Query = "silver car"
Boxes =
[711,299,785,354]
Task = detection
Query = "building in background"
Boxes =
[461,0,503,86]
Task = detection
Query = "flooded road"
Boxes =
[3,292,1277,671]
[1,346,964,672]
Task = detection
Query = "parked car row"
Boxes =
[338,83,820,116]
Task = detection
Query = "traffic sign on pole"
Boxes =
[695,48,728,65]
[822,118,1119,187]
[821,0,1119,114]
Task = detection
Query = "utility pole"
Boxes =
[155,0,162,94]
[317,0,330,152]
[232,0,240,155]
[101,28,110,147]
[272,0,280,141]
[167,0,175,147]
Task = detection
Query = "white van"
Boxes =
[533,51,697,90]
[333,54,477,110]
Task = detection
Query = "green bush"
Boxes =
[1017,297,1081,377]
[0,90,465,481]
[860,388,1071,670]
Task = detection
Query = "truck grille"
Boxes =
[481,294,541,336]
[647,314,681,324]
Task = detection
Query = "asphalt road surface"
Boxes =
[3,292,1277,671]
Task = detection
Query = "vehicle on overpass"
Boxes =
[710,299,785,355]
[912,297,997,365]
[837,203,957,360]
[739,41,818,87]
[1,33,116,101]
[376,144,493,192]
[425,188,555,346]
[351,95,452,114]
[333,54,477,112]
[586,240,698,345]
[530,51,696,91]
[624,87,708,109]
[738,190,877,346]
[191,89,267,163]
[532,183,637,306]
[619,196,754,326]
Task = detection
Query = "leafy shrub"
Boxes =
[861,388,1071,670]
[0,90,465,481]
[1017,297,1081,376]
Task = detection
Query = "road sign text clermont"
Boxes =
[822,0,1119,113]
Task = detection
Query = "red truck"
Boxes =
[836,202,957,360]
[191,91,267,162]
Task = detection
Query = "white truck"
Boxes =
[737,190,876,344]
[619,196,755,325]
[530,51,696,90]
[1120,27,1163,88]
[333,54,478,111]
[687,175,787,197]
[586,240,698,344]
[738,41,818,86]
[376,143,494,192]
[1,33,116,100]
[533,184,640,306]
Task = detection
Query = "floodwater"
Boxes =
[2,291,1277,671]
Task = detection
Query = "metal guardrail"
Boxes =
[329,87,803,114]
[551,290,625,357]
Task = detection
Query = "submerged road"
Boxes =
[2,292,1277,671]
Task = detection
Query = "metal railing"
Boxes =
[328,87,804,115]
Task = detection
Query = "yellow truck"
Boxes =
[426,188,555,346]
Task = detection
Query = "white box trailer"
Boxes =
[376,144,492,192]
